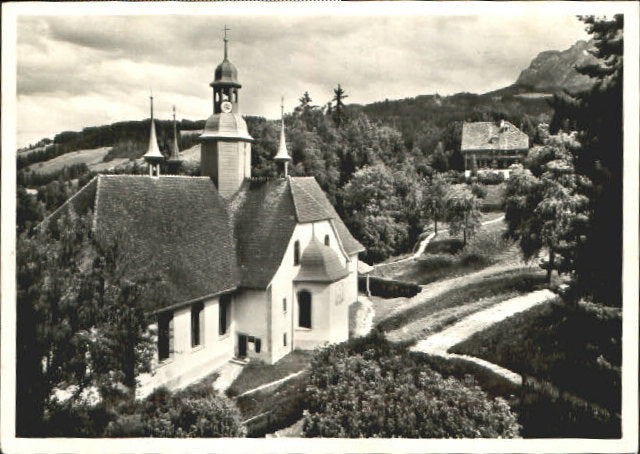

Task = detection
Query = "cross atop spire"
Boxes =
[223,24,231,59]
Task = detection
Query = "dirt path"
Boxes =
[410,289,555,385]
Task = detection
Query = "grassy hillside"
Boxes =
[25,147,130,175]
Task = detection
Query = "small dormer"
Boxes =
[294,236,349,283]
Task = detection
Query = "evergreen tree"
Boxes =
[332,84,348,128]
[550,15,623,305]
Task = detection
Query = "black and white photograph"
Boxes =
[1,2,638,453]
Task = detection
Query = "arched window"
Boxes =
[297,290,312,329]
[293,240,300,266]
[324,234,330,246]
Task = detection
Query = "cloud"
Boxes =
[15,14,588,147]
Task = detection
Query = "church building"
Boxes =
[49,32,364,393]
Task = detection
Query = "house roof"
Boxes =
[461,121,529,152]
[228,178,298,289]
[229,176,364,289]
[294,236,349,283]
[48,175,239,311]
[289,177,364,256]
[47,173,364,309]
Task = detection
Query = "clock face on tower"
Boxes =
[221,101,233,113]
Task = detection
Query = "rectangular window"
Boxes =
[294,241,300,266]
[219,294,231,336]
[191,302,204,347]
[158,312,174,361]
[255,338,261,353]
[283,297,287,313]
[283,333,287,347]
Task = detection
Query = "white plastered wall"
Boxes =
[267,219,354,361]
[136,295,235,397]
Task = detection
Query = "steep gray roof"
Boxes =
[47,175,239,310]
[461,121,529,152]
[229,177,364,289]
[47,174,364,308]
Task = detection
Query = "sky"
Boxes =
[15,13,589,148]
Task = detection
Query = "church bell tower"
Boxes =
[200,26,253,198]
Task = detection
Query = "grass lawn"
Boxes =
[449,299,622,414]
[377,268,547,335]
[373,212,515,285]
[226,350,314,397]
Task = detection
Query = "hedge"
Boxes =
[358,275,421,298]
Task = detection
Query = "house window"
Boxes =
[158,312,174,361]
[324,234,330,246]
[191,302,204,347]
[283,297,287,313]
[293,240,300,266]
[336,282,344,305]
[283,333,287,346]
[297,290,312,329]
[255,338,262,353]
[219,294,231,336]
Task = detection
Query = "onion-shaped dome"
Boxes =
[200,113,253,142]
[295,236,349,283]
[211,59,241,88]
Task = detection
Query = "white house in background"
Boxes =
[49,33,364,395]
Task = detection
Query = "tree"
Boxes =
[340,164,407,262]
[16,210,95,435]
[303,334,521,438]
[504,140,588,283]
[82,231,162,398]
[550,15,623,305]
[16,209,162,434]
[445,187,482,246]
[332,84,348,128]
[422,173,451,235]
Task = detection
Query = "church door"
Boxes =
[238,334,248,358]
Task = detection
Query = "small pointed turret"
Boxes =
[143,94,164,177]
[274,97,292,178]
[168,105,181,163]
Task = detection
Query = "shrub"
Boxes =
[105,384,246,437]
[470,182,488,199]
[302,334,521,438]
[43,399,114,437]
[358,276,420,298]
[424,238,465,255]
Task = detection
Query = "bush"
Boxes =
[358,276,421,298]
[105,384,246,437]
[424,238,465,255]
[470,182,488,199]
[302,333,521,438]
[43,399,114,437]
